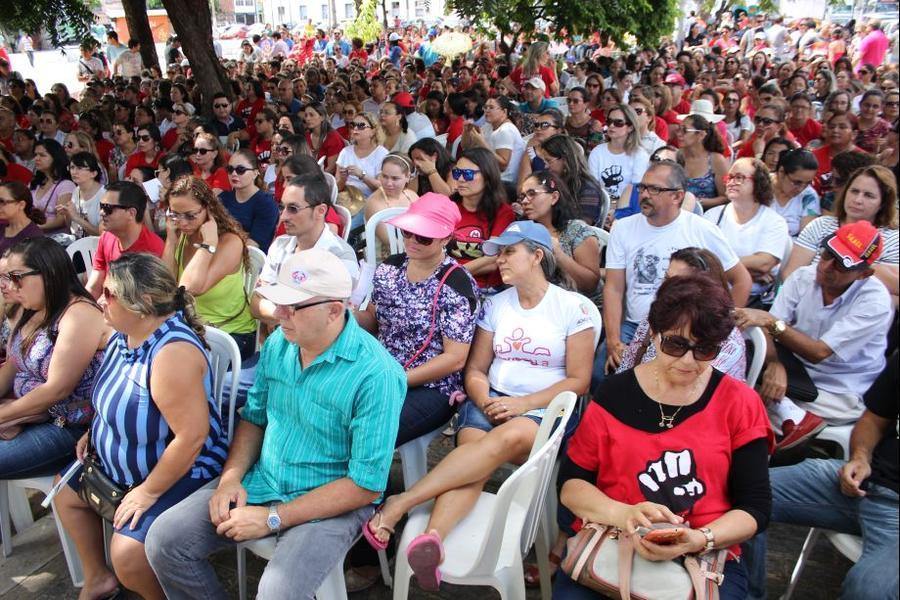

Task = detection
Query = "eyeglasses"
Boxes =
[533,121,557,130]
[279,203,315,214]
[213,103,230,109]
[724,173,752,184]
[636,183,680,196]
[99,202,130,215]
[193,147,215,155]
[39,118,56,125]
[225,165,254,175]
[348,121,371,130]
[753,116,779,126]
[101,287,117,302]
[886,101,900,108]
[137,134,153,142]
[400,230,435,245]
[658,334,721,361]
[451,168,480,182]
[0,270,40,288]
[519,188,550,202]
[166,208,203,221]
[724,97,739,104]
[284,298,341,313]
[607,118,628,128]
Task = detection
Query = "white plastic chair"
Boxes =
[589,226,610,254]
[392,391,577,600]
[334,204,352,242]
[204,326,242,442]
[66,235,100,278]
[433,133,448,146]
[551,97,569,115]
[323,171,339,206]
[237,535,356,600]
[364,207,407,268]
[245,246,267,296]
[743,326,767,388]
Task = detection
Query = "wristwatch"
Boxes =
[266,504,282,533]
[769,319,786,339]
[193,242,217,254]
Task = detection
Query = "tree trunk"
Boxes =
[161,0,234,115]
[121,0,160,73]
[380,0,389,28]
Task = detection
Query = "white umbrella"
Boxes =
[431,31,473,58]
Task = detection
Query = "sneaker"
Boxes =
[776,413,827,451]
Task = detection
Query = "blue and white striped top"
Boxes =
[91,312,228,487]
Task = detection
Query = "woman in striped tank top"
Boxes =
[55,254,227,600]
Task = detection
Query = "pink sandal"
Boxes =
[406,532,444,591]
[362,506,394,551]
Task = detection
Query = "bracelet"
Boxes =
[698,527,715,552]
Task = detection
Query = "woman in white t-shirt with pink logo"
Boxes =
[362,220,596,591]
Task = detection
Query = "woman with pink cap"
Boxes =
[354,192,479,448]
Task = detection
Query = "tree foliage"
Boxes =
[345,0,383,43]
[449,0,680,46]
[0,0,95,47]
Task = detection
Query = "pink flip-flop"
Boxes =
[362,506,394,551]
[406,532,444,591]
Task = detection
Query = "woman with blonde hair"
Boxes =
[336,111,389,212]
[510,41,559,97]
[161,177,256,359]
[587,104,650,203]
[365,152,418,247]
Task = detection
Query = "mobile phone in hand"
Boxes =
[635,523,685,545]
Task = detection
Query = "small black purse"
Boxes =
[78,449,129,522]
[775,343,819,404]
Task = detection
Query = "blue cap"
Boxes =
[482,220,553,256]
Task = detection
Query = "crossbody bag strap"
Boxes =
[403,263,460,369]
[617,531,635,600]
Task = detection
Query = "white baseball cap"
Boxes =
[255,249,352,306]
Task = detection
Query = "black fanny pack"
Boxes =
[78,452,130,522]
[776,343,819,404]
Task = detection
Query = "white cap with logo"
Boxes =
[255,249,352,306]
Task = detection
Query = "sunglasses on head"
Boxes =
[400,230,435,245]
[99,202,130,215]
[658,334,721,361]
[193,147,215,155]
[451,167,480,182]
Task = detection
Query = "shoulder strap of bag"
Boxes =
[403,262,460,369]
[617,532,635,600]
[715,202,730,228]
[684,549,730,600]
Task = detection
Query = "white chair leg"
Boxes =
[8,485,35,534]
[495,561,528,600]
[783,527,821,600]
[534,520,552,600]
[391,547,413,600]
[49,500,85,587]
[377,547,393,588]
[237,543,248,600]
[315,557,348,600]
[0,481,13,557]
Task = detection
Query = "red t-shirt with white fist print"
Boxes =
[566,369,772,553]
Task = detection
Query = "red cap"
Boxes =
[392,91,415,109]
[824,221,883,269]
[665,73,687,86]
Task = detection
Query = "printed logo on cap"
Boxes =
[507,223,522,233]
[291,270,309,285]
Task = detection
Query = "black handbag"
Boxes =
[78,451,129,522]
[775,343,819,404]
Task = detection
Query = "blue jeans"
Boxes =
[145,487,374,600]
[395,386,455,447]
[591,319,639,394]
[553,551,748,599]
[743,458,899,600]
[0,422,86,479]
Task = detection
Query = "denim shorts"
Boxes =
[456,399,543,434]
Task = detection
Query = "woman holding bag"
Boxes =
[554,274,772,599]
[54,253,227,600]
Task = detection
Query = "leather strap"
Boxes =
[617,532,634,600]
[572,523,604,580]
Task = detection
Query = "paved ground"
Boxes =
[0,436,850,599]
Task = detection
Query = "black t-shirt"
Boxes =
[865,351,898,493]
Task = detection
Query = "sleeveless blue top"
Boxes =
[686,154,717,201]
[91,312,228,486]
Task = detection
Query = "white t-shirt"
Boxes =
[336,145,389,197]
[406,112,436,140]
[587,143,650,201]
[772,186,820,237]
[389,129,418,154]
[479,285,594,406]
[704,204,790,295]
[483,121,526,184]
[724,115,753,147]
[70,185,105,237]
[607,211,740,323]
[260,228,360,287]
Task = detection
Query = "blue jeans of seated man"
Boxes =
[0,422,86,479]
[743,458,899,600]
[591,319,639,394]
[553,549,748,599]
[145,487,374,600]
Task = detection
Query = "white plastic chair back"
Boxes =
[323,171,339,205]
[433,133,448,146]
[589,226,610,254]
[743,326,767,389]
[66,235,100,278]
[334,204,352,241]
[552,97,570,115]
[245,246,266,295]
[204,326,241,441]
[815,424,854,459]
[364,207,407,267]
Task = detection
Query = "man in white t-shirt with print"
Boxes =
[600,160,752,386]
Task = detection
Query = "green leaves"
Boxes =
[2,0,96,48]
[345,0,383,43]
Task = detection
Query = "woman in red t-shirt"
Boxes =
[303,104,344,175]
[555,274,773,598]
[812,111,865,196]
[190,132,231,196]
[124,124,165,177]
[509,41,558,98]
[446,147,516,289]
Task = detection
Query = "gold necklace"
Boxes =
[653,366,706,429]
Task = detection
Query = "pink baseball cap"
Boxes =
[665,72,687,86]
[384,193,461,239]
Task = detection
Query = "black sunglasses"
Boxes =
[137,134,153,142]
[99,203,130,215]
[225,165,253,175]
[658,335,721,361]
[193,147,215,155]
[0,270,40,287]
[400,230,435,245]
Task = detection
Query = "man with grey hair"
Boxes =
[597,160,752,388]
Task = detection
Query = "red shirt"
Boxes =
[1,162,33,185]
[95,138,114,168]
[788,118,823,147]
[236,97,265,139]
[673,98,692,115]
[812,143,865,195]
[195,165,231,193]
[308,130,345,161]
[662,110,680,126]
[0,134,13,153]
[447,202,515,289]
[653,116,669,142]
[446,116,465,146]
[124,151,165,177]
[251,137,273,171]
[92,226,165,273]
[567,372,772,553]
[509,65,556,98]
[736,131,799,160]
[161,128,179,151]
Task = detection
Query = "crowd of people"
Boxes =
[0,7,897,599]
